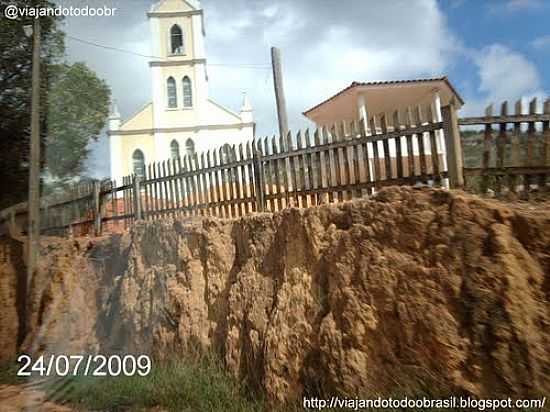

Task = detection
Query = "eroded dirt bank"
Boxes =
[1,187,549,402]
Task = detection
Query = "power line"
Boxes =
[209,64,270,70]
[66,34,270,69]
[66,35,162,60]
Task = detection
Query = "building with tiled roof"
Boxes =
[303,76,463,129]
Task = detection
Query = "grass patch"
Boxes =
[40,355,264,412]
[0,359,29,386]
[2,356,547,411]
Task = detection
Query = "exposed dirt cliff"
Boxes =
[0,237,23,360]
[1,187,549,403]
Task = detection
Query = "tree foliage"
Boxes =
[46,62,110,180]
[0,1,111,208]
[0,0,64,208]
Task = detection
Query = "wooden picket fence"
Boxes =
[459,97,550,194]
[100,104,456,228]
[2,96,547,238]
[0,179,113,238]
[0,100,473,236]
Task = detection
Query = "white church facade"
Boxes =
[108,0,254,184]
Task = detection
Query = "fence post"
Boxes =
[133,176,142,220]
[253,148,265,212]
[7,209,18,239]
[10,209,16,229]
[441,103,464,189]
[93,181,102,236]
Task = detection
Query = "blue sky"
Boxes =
[440,0,549,112]
[54,0,550,179]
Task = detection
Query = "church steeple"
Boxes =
[148,0,206,63]
[147,0,209,129]
[108,1,254,186]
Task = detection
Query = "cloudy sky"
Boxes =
[53,0,550,179]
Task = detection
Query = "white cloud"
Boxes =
[261,5,305,46]
[474,44,541,102]
[206,12,254,41]
[532,35,550,50]
[262,5,279,18]
[204,0,460,134]
[458,44,545,117]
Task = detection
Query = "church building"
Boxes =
[108,0,254,185]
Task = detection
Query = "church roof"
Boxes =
[119,102,153,131]
[208,98,241,121]
[149,0,200,14]
[113,98,247,135]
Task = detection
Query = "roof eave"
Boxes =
[303,77,465,117]
[302,82,357,117]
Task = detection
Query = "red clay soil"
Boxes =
[0,187,549,404]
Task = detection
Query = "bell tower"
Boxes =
[109,0,254,184]
[148,0,208,130]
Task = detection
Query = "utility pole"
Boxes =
[271,47,289,139]
[27,18,41,299]
[271,47,297,205]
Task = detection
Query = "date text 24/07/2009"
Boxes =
[16,354,152,377]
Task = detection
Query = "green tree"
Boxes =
[0,2,111,207]
[45,62,110,181]
[0,0,64,209]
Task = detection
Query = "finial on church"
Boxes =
[109,100,121,132]
[240,92,253,123]
[109,100,120,119]
[241,92,252,112]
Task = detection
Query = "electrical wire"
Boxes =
[66,35,163,60]
[66,34,271,70]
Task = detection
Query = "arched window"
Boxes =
[185,138,195,156]
[170,24,183,54]
[170,140,180,159]
[132,149,145,178]
[182,76,193,108]
[167,77,177,108]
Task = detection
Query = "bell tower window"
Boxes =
[182,76,193,108]
[167,77,177,108]
[170,24,184,55]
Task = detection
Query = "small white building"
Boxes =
[302,77,464,184]
[108,0,254,184]
[303,77,463,129]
